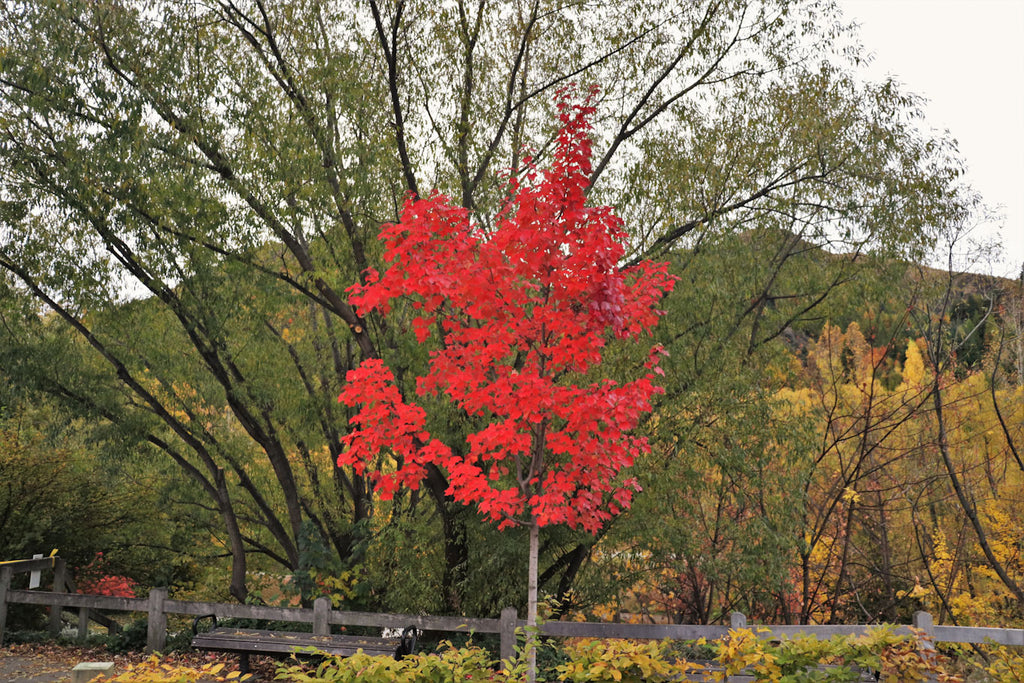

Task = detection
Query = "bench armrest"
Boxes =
[396,626,417,659]
[192,613,218,636]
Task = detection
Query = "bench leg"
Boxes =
[239,653,250,676]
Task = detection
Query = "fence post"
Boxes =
[29,554,43,589]
[730,612,747,629]
[147,587,168,652]
[78,607,90,644]
[49,558,66,636]
[0,564,13,646]
[913,611,935,650]
[500,607,518,663]
[313,596,330,635]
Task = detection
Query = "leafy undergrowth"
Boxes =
[8,629,1024,682]
[97,654,253,682]
[271,630,1024,683]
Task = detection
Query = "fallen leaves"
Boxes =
[0,643,274,683]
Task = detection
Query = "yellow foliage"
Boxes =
[557,638,704,683]
[983,646,1024,682]
[901,338,926,388]
[98,655,250,682]
[710,629,781,681]
[771,387,817,417]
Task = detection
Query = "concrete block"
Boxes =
[71,661,115,683]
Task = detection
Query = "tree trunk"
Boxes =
[214,467,248,602]
[527,517,539,683]
[424,464,469,613]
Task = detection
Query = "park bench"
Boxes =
[191,614,417,675]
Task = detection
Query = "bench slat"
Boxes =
[192,628,399,657]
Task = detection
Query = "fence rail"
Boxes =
[3,557,1023,662]
[0,556,120,641]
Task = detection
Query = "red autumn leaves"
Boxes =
[338,89,675,534]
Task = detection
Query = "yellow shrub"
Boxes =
[99,655,250,682]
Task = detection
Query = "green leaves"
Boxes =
[0,0,984,614]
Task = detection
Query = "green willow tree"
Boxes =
[0,0,971,611]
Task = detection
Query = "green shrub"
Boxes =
[98,618,150,654]
[275,641,498,683]
[265,627,965,683]
[709,627,961,682]
[556,638,705,682]
[1,629,53,644]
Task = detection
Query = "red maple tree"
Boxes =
[338,87,675,645]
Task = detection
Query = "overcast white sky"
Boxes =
[838,0,1024,278]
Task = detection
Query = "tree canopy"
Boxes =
[0,0,988,616]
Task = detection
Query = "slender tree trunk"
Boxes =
[874,489,896,621]
[799,551,812,624]
[527,517,539,683]
[828,501,856,624]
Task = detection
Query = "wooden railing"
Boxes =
[2,557,1023,661]
[0,556,120,641]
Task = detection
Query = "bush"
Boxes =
[709,627,961,682]
[979,646,1024,682]
[557,638,705,682]
[271,627,964,683]
[96,618,150,654]
[98,655,249,682]
[76,552,139,598]
[275,641,497,683]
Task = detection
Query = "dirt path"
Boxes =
[1,643,281,682]
[0,644,97,682]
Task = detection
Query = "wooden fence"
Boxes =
[2,556,1023,663]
